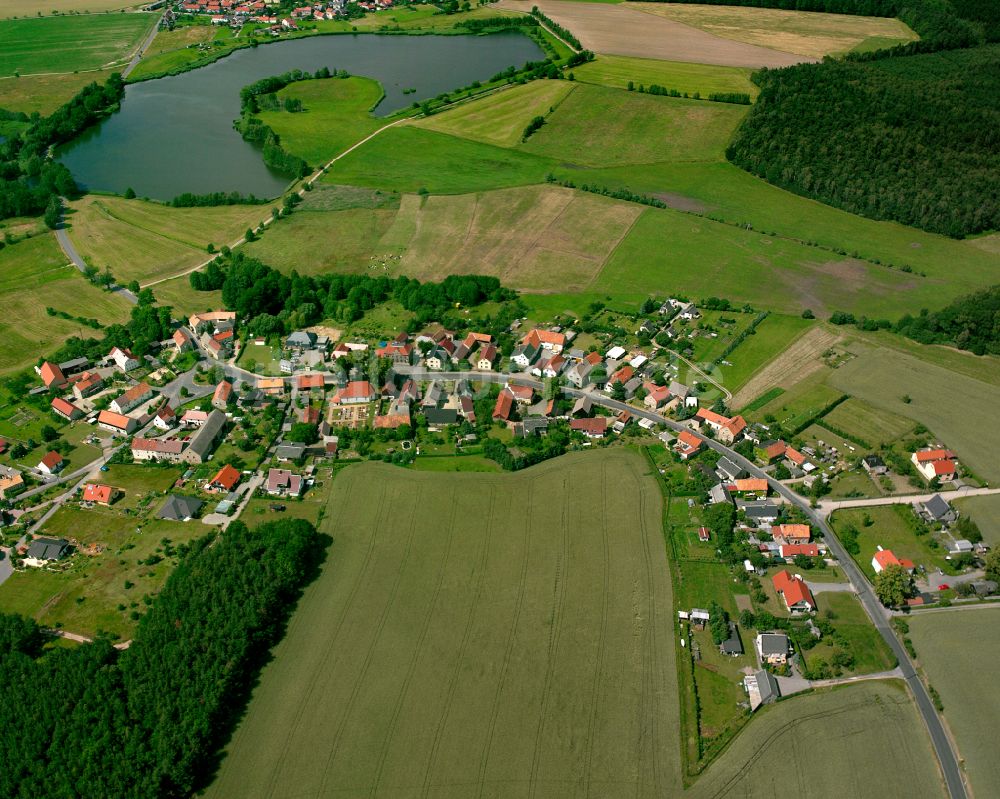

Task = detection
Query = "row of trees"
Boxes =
[0,519,325,798]
[894,285,1000,355]
[727,44,1000,237]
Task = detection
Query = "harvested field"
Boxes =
[732,325,841,409]
[379,185,641,291]
[630,3,917,59]
[687,682,945,799]
[0,68,118,115]
[499,0,813,68]
[829,343,1000,482]
[206,450,681,798]
[0,1,139,18]
[909,611,1000,799]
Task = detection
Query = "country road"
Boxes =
[55,221,138,305]
[121,11,163,80]
[400,367,969,799]
[820,485,1000,513]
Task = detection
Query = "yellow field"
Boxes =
[630,3,918,58]
[379,185,642,291]
[416,80,576,148]
[0,1,140,19]
[65,195,266,286]
[0,69,116,115]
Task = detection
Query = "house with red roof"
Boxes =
[98,410,138,435]
[297,374,325,392]
[72,371,104,401]
[773,523,811,543]
[732,478,769,497]
[522,328,566,354]
[872,547,915,575]
[772,570,815,613]
[154,404,177,431]
[51,396,83,421]
[110,382,154,415]
[38,451,64,475]
[207,463,241,493]
[330,381,376,405]
[911,448,958,482]
[643,382,672,410]
[82,484,118,506]
[39,361,67,389]
[492,390,513,422]
[505,384,534,404]
[131,437,185,462]
[779,543,820,560]
[570,416,607,439]
[375,341,414,365]
[108,346,140,372]
[475,343,498,371]
[212,380,233,410]
[675,430,702,460]
[173,328,194,352]
[695,408,747,444]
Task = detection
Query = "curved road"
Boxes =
[400,368,968,799]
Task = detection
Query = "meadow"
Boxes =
[953,496,1000,546]
[0,13,154,75]
[571,54,757,98]
[0,234,131,374]
[0,68,118,115]
[630,3,918,58]
[716,313,814,392]
[831,506,954,578]
[802,591,896,675]
[65,195,266,286]
[828,342,1000,482]
[206,450,682,798]
[822,397,917,447]
[0,1,138,18]
[909,611,1000,799]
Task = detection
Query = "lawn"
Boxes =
[144,274,223,316]
[65,195,265,286]
[831,505,953,579]
[141,21,216,59]
[630,2,917,58]
[237,341,283,376]
[572,53,757,98]
[243,206,396,278]
[416,79,576,149]
[409,453,501,472]
[908,612,1000,799]
[102,463,182,497]
[673,559,741,618]
[0,13,155,76]
[205,450,681,798]
[322,125,558,194]
[258,76,385,166]
[953,495,1000,546]
[805,591,896,675]
[742,369,842,431]
[0,233,132,374]
[687,681,945,799]
[828,342,1000,482]
[374,184,640,291]
[717,314,815,392]
[822,397,917,447]
[520,83,745,168]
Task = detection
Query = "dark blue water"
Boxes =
[58,31,543,200]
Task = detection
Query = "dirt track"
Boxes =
[500,0,816,68]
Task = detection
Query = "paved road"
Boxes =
[805,581,855,594]
[121,12,162,80]
[415,368,968,799]
[55,222,138,305]
[820,485,1000,513]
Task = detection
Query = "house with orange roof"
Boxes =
[72,371,104,401]
[258,377,285,396]
[475,343,498,371]
[772,570,815,613]
[297,374,325,392]
[0,472,25,500]
[773,523,811,543]
[212,380,233,410]
[778,543,820,559]
[695,408,747,444]
[207,463,241,493]
[872,547,915,575]
[375,341,414,364]
[492,390,513,422]
[505,384,534,404]
[110,382,154,415]
[82,484,118,506]
[643,383,672,410]
[330,381,376,405]
[173,328,194,352]
[911,448,958,482]
[522,328,566,354]
[98,410,138,435]
[38,451,64,475]
[51,397,83,421]
[675,430,703,460]
[39,361,67,389]
[732,478,769,497]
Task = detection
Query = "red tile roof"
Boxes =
[779,543,819,558]
[132,437,184,455]
[734,478,768,493]
[873,549,915,571]
[213,380,232,405]
[764,441,786,459]
[297,374,325,390]
[331,381,375,403]
[98,410,133,430]
[774,523,811,542]
[82,484,114,504]
[40,451,63,470]
[772,570,814,609]
[40,361,66,388]
[492,390,513,421]
[209,463,241,492]
[570,417,608,436]
[676,430,702,451]
[914,448,956,463]
[51,397,80,418]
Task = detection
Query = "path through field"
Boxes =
[207,450,680,799]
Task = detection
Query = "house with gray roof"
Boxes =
[25,537,71,564]
[716,456,747,482]
[921,494,957,524]
[720,622,744,656]
[157,495,204,521]
[744,669,779,711]
[181,409,227,465]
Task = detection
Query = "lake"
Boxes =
[58,31,543,201]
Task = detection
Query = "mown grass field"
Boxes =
[822,397,917,446]
[1,1,139,18]
[687,681,945,799]
[259,76,384,165]
[953,495,1000,546]
[141,21,215,58]
[207,450,681,798]
[146,273,223,316]
[804,591,896,675]
[828,343,1000,482]
[743,369,842,429]
[909,612,1000,799]
[832,505,953,578]
[0,233,131,374]
[0,13,154,75]
[630,2,917,58]
[0,68,118,115]
[65,195,265,286]
[717,314,814,392]
[572,54,757,98]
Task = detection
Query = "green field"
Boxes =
[743,370,841,428]
[829,342,1000,482]
[909,611,1000,799]
[686,681,945,799]
[953,495,1000,546]
[822,397,917,447]
[832,505,953,579]
[803,591,897,675]
[259,76,385,165]
[572,54,757,98]
[0,233,132,374]
[206,450,681,798]
[0,13,154,76]
[718,314,814,391]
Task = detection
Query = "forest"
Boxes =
[191,251,518,333]
[895,284,1000,355]
[0,74,124,222]
[726,44,1000,237]
[0,518,324,799]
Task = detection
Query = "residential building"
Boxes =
[172,327,194,352]
[131,437,185,463]
[207,463,241,492]
[492,390,513,422]
[772,570,815,613]
[522,328,566,354]
[331,381,376,405]
[212,380,233,410]
[110,382,154,415]
[732,478,768,497]
[82,484,118,505]
[719,622,743,656]
[675,430,702,460]
[181,409,209,427]
[779,543,820,559]
[25,537,71,565]
[744,669,780,711]
[773,523,811,543]
[181,409,227,465]
[695,408,747,444]
[189,310,236,331]
[922,494,957,523]
[287,330,319,350]
[643,383,671,410]
[266,468,303,496]
[72,371,104,400]
[911,448,958,482]
[0,472,25,500]
[275,443,306,461]
[862,454,887,475]
[511,343,540,370]
[157,494,203,521]
[506,384,533,404]
[716,456,747,482]
[51,397,83,421]
[475,344,497,371]
[154,404,177,430]
[872,547,915,575]
[570,417,607,439]
[258,377,285,396]
[38,451,64,475]
[98,410,138,435]
[754,632,791,665]
[108,346,140,372]
[39,361,67,389]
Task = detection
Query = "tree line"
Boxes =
[894,285,1000,355]
[530,5,582,49]
[0,74,124,223]
[727,44,1000,237]
[0,518,325,798]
